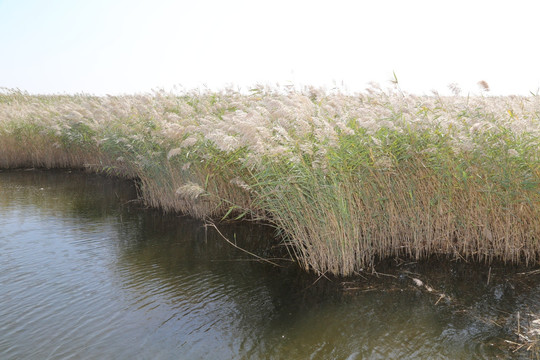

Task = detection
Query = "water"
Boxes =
[1,170,539,359]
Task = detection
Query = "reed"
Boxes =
[1,86,539,276]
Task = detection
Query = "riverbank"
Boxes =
[1,86,539,276]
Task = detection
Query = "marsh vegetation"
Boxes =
[1,85,539,276]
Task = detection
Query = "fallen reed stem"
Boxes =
[204,222,283,267]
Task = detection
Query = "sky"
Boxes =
[1,0,539,96]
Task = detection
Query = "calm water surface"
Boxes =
[1,170,539,359]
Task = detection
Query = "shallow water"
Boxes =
[1,170,539,359]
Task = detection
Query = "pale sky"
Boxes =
[1,0,539,95]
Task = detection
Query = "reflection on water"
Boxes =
[0,170,538,359]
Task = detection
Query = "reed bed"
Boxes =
[1,86,539,276]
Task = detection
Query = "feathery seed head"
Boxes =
[176,182,205,200]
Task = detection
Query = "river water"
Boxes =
[1,170,539,359]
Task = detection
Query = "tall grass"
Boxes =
[1,86,539,276]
